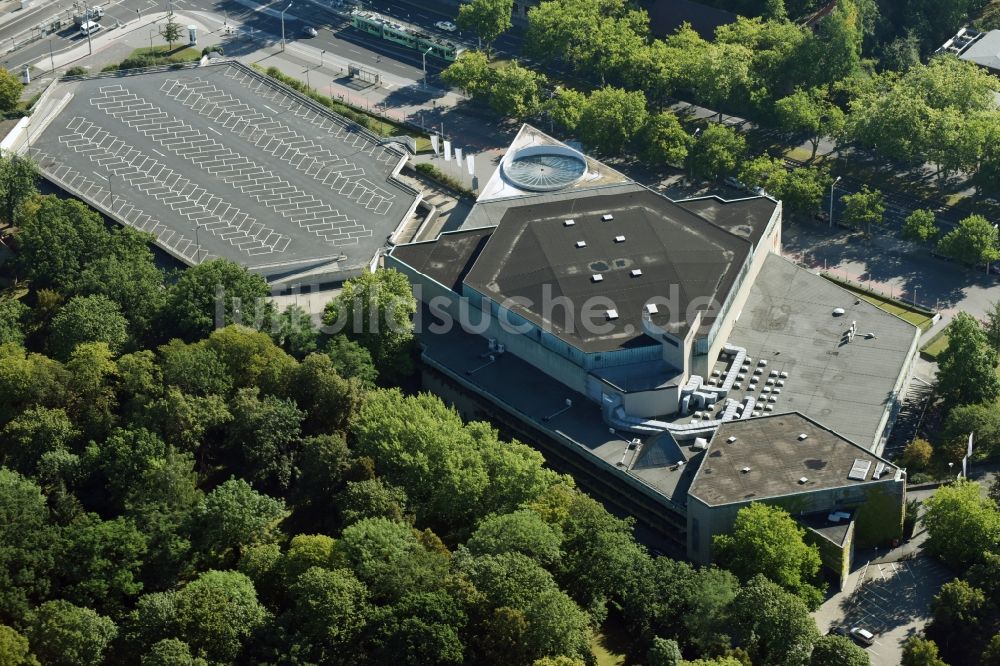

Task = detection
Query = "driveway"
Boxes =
[814,554,953,666]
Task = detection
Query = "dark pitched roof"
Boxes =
[643,0,737,39]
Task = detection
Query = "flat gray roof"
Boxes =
[960,30,1000,72]
[29,63,418,282]
[727,255,918,448]
[463,188,751,353]
[688,412,898,507]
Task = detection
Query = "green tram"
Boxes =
[350,10,464,62]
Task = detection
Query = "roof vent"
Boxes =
[740,466,751,473]
[576,240,587,248]
[564,219,576,226]
[798,433,808,441]
[726,436,737,443]
[631,269,643,277]
[606,309,619,320]
[592,274,603,282]
[833,307,845,316]
[602,213,614,221]
[798,476,808,484]
[645,303,659,315]
[615,235,626,243]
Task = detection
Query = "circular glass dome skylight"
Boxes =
[502,145,587,192]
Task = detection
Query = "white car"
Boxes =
[79,20,102,36]
[302,26,318,38]
[435,20,457,32]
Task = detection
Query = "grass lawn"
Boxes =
[921,330,950,361]
[127,46,202,63]
[831,280,935,331]
[591,632,626,666]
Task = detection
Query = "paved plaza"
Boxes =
[28,62,420,284]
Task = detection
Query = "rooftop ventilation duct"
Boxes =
[602,214,614,221]
[606,309,619,320]
[592,274,603,282]
[740,466,751,473]
[615,235,626,242]
[798,477,808,484]
[631,269,643,277]
[576,240,587,248]
[564,219,575,226]
[727,436,737,443]
[645,303,659,315]
[798,433,808,440]
[833,307,845,316]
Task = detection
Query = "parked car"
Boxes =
[302,26,318,37]
[850,627,875,647]
[828,626,849,637]
[73,7,104,27]
[435,20,457,32]
[78,20,102,36]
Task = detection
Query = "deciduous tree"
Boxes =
[809,634,870,666]
[489,63,545,120]
[0,69,23,113]
[26,600,117,666]
[640,112,691,168]
[902,209,938,243]
[576,87,648,155]
[162,260,272,341]
[689,124,746,181]
[727,575,819,666]
[922,479,1000,568]
[839,186,884,235]
[936,214,1000,268]
[48,295,129,361]
[773,88,844,158]
[0,155,37,225]
[936,312,1000,407]
[715,503,824,608]
[456,0,512,53]
[323,269,415,383]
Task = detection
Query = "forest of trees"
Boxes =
[0,155,877,664]
[443,0,1000,204]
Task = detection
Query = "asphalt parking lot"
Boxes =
[816,555,953,666]
[28,62,417,282]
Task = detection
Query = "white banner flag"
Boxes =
[466,153,475,176]
[443,140,452,161]
[968,432,974,458]
[455,147,463,167]
[430,135,440,156]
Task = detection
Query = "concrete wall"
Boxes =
[697,200,783,380]
[619,383,681,417]
[807,521,854,591]
[686,474,904,564]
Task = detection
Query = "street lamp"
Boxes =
[192,223,201,263]
[421,45,432,88]
[48,38,55,73]
[93,169,115,208]
[84,6,93,56]
[149,28,156,51]
[829,175,842,229]
[281,2,293,52]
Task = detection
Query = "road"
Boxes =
[1,0,521,79]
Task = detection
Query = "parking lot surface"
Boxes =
[29,62,418,282]
[815,555,953,666]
